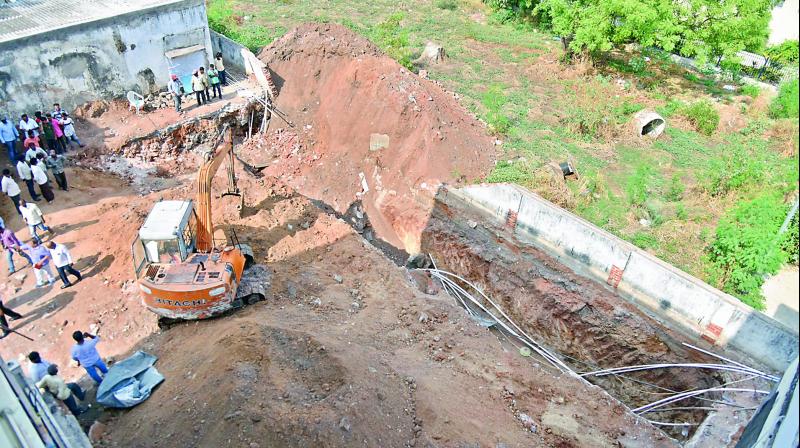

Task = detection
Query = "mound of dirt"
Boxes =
[248,23,496,253]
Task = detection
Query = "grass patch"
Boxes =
[481,84,512,134]
[739,84,761,98]
[680,100,720,135]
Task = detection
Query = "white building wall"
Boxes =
[0,0,212,117]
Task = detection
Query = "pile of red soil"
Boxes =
[248,23,495,252]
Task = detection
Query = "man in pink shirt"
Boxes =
[49,114,66,152]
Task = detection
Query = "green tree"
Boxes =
[492,0,773,61]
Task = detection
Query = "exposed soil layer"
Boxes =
[420,189,729,438]
[93,173,678,448]
[246,23,496,253]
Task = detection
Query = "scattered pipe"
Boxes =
[581,363,779,382]
[632,388,770,414]
[682,343,773,379]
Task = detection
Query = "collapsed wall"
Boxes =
[252,23,496,253]
[437,184,798,372]
[421,187,726,434]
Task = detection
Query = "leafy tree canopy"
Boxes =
[490,0,774,62]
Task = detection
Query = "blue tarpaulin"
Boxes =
[96,351,164,408]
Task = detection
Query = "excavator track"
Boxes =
[157,263,271,329]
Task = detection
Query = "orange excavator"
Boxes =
[130,127,269,322]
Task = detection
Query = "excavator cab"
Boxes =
[132,200,196,276]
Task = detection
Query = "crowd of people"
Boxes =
[0,101,112,418]
[168,52,229,113]
[0,103,81,212]
[25,330,108,416]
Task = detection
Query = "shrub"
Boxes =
[707,193,789,309]
[740,84,761,98]
[436,0,459,10]
[681,100,719,135]
[769,79,800,119]
[704,144,765,196]
[481,84,512,134]
[368,13,414,70]
[632,232,658,249]
[625,163,655,206]
[765,40,800,65]
[666,174,685,201]
[782,212,799,265]
[486,160,534,184]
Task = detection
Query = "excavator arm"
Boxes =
[195,126,240,252]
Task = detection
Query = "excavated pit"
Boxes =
[419,190,738,440]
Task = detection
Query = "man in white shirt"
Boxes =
[16,158,41,201]
[18,114,39,138]
[1,169,22,215]
[59,113,84,148]
[45,241,82,288]
[29,159,54,203]
[25,143,46,163]
[19,199,51,244]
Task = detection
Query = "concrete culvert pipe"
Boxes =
[633,110,666,138]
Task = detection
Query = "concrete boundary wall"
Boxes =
[447,183,798,371]
[210,30,246,71]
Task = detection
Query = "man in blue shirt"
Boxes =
[0,117,19,163]
[70,331,107,383]
[27,351,52,382]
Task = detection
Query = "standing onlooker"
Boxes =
[71,331,106,383]
[52,103,64,121]
[168,74,184,113]
[47,114,66,153]
[208,64,222,99]
[23,240,56,287]
[36,364,86,416]
[27,351,52,382]
[41,115,62,154]
[0,117,19,162]
[1,169,22,215]
[215,52,227,85]
[49,114,67,151]
[46,151,68,191]
[0,225,32,273]
[199,67,211,102]
[0,298,23,339]
[25,141,46,163]
[30,159,54,203]
[19,198,51,244]
[17,157,41,201]
[58,113,83,148]
[23,132,42,153]
[45,241,81,288]
[19,114,40,139]
[191,70,207,106]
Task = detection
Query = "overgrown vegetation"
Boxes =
[707,193,793,309]
[680,100,720,135]
[366,13,415,70]
[211,0,799,310]
[769,79,800,119]
[207,1,278,53]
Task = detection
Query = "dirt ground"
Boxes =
[0,23,759,448]
[247,23,497,253]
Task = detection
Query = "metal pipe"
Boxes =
[582,363,778,382]
[632,387,770,414]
